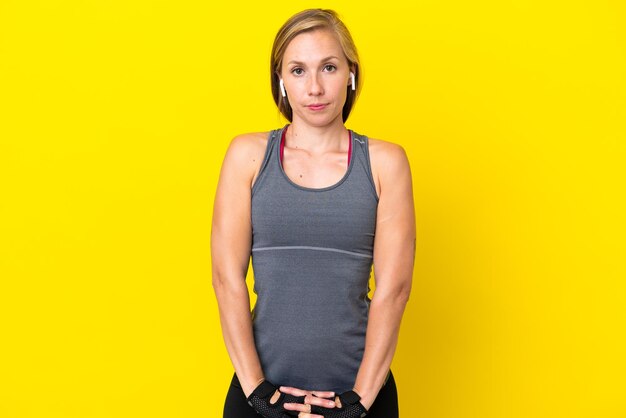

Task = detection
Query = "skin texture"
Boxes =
[211,28,415,418]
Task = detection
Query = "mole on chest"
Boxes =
[282,156,348,189]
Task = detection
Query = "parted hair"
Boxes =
[270,9,362,122]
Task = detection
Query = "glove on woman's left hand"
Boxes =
[310,390,368,418]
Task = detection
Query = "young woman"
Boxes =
[212,9,415,418]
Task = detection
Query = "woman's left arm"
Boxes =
[353,141,416,410]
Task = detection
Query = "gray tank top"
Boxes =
[250,124,379,393]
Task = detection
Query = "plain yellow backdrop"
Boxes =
[1,1,625,417]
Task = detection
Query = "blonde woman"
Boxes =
[212,8,415,418]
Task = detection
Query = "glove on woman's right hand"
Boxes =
[310,390,368,418]
[246,380,307,418]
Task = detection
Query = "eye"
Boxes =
[323,64,337,72]
[291,67,304,76]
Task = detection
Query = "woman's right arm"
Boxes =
[211,133,266,398]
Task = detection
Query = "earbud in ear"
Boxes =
[350,72,356,91]
[279,79,287,98]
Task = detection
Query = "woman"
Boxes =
[212,8,415,418]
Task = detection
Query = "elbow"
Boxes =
[373,279,412,306]
[211,267,245,295]
[211,275,226,299]
[396,284,412,306]
[211,274,225,292]
[392,274,413,305]
[211,266,226,290]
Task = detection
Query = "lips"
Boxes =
[307,103,328,110]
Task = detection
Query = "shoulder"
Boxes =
[366,137,411,195]
[367,137,409,167]
[222,130,271,168]
[220,130,273,188]
[226,131,270,159]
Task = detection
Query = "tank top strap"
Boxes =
[349,130,380,202]
[251,126,284,197]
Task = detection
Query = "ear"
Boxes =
[349,66,357,85]
[349,68,357,91]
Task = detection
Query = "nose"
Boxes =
[308,73,323,96]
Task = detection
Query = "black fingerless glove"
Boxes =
[246,380,307,418]
[310,390,368,418]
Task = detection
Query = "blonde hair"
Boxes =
[270,9,362,122]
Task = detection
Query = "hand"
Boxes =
[246,380,309,418]
[307,390,369,418]
[279,385,337,418]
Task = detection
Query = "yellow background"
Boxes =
[1,1,625,417]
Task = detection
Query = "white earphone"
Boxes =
[350,72,356,91]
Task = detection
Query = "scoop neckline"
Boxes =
[276,124,355,192]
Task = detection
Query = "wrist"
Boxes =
[351,387,376,411]
[242,375,266,398]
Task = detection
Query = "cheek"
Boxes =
[330,77,348,95]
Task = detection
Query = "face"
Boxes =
[280,29,352,127]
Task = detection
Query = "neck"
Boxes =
[286,116,349,154]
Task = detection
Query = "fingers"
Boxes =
[311,390,335,399]
[269,389,281,405]
[283,401,311,413]
[280,387,334,397]
[279,386,307,396]
[281,402,324,418]
[308,394,336,408]
[279,386,336,405]
[279,385,337,418]
[284,397,335,411]
[298,413,324,418]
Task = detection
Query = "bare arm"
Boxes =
[352,142,416,409]
[211,134,265,397]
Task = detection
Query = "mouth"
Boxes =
[307,103,328,111]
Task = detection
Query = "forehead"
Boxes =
[283,28,346,64]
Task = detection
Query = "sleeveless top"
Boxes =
[250,124,379,393]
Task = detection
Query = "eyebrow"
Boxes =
[287,56,340,66]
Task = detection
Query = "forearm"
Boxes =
[212,274,264,397]
[352,288,410,408]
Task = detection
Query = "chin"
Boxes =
[295,112,343,127]
[303,118,339,128]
